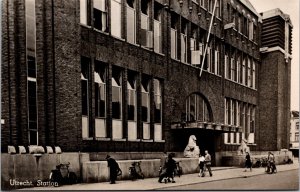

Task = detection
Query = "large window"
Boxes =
[111,0,122,38]
[112,68,123,139]
[126,0,136,43]
[127,72,137,140]
[140,0,153,48]
[142,77,150,139]
[186,94,210,122]
[26,0,38,145]
[95,61,106,137]
[93,0,108,32]
[295,133,299,142]
[224,98,256,144]
[154,79,162,141]
[230,54,236,81]
[81,57,90,138]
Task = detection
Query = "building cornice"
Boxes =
[260,46,292,61]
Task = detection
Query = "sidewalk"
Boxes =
[24,163,299,191]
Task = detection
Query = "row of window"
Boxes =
[224,48,256,88]
[80,0,163,53]
[227,2,257,41]
[224,98,255,144]
[192,0,222,18]
[81,58,163,141]
[80,1,257,80]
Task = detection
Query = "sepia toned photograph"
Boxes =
[1,0,299,191]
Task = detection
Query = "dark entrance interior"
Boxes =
[172,129,221,166]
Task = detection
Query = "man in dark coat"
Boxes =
[106,155,121,184]
[158,153,177,183]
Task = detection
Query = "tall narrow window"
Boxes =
[224,52,229,79]
[140,0,153,48]
[242,56,246,85]
[80,0,88,25]
[94,0,108,32]
[94,61,106,138]
[191,25,201,66]
[154,2,162,53]
[252,61,256,88]
[215,0,221,18]
[126,0,136,43]
[230,54,236,81]
[127,72,137,140]
[111,0,122,38]
[81,57,90,138]
[142,77,150,139]
[171,13,178,59]
[237,53,241,83]
[247,57,251,86]
[238,14,242,32]
[26,0,38,145]
[249,21,253,40]
[208,0,213,13]
[214,43,219,75]
[180,19,188,63]
[112,68,123,139]
[154,79,162,141]
[249,106,255,143]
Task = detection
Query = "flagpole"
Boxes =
[199,0,218,77]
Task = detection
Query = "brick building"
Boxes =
[1,0,292,165]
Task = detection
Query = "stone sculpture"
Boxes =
[183,135,200,157]
[237,138,250,155]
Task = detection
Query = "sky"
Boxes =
[249,0,299,111]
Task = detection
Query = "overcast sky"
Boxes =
[248,0,299,111]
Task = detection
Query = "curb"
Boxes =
[154,167,299,190]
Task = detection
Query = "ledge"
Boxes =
[95,137,111,141]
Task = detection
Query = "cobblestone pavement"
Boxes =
[22,163,299,191]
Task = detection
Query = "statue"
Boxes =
[237,138,250,155]
[183,135,200,157]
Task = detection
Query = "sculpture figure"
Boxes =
[183,135,200,157]
[237,138,250,155]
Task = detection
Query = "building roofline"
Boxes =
[260,8,293,27]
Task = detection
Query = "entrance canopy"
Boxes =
[171,121,242,133]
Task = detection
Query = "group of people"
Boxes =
[106,150,279,184]
[243,151,277,173]
[198,150,213,177]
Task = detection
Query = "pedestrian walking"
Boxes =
[198,154,205,177]
[106,155,122,184]
[204,150,213,177]
[244,152,252,172]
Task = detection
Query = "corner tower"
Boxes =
[258,9,292,151]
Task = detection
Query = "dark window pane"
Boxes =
[112,86,121,119]
[93,8,108,32]
[82,81,88,115]
[95,83,106,117]
[27,56,36,78]
[128,89,135,120]
[141,92,149,122]
[29,130,37,145]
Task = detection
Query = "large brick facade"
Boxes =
[1,0,292,160]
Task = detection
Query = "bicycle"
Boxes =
[129,161,144,180]
[174,160,183,177]
[49,162,78,185]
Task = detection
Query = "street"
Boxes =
[157,170,299,190]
